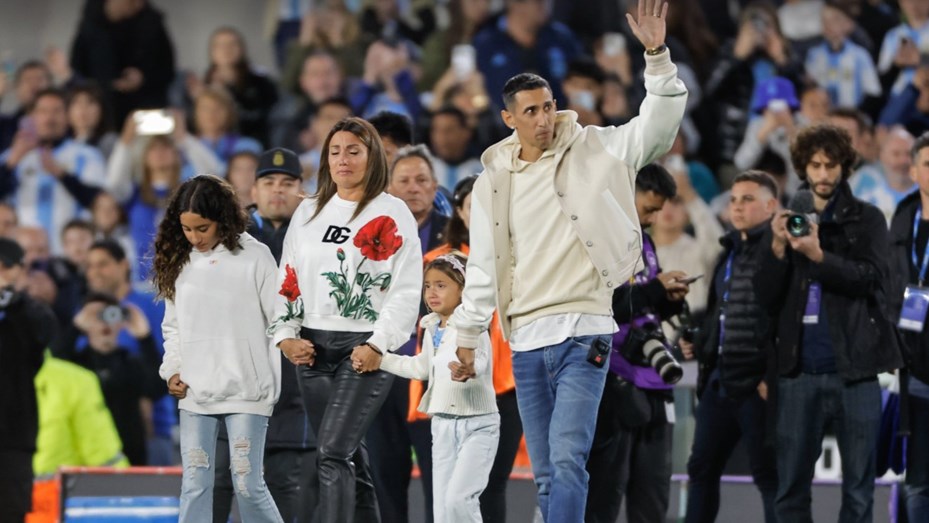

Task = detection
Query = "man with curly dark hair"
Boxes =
[754,124,903,523]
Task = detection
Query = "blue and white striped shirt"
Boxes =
[2,139,105,253]
[878,21,929,95]
[805,40,881,108]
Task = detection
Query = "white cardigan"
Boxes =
[380,314,498,417]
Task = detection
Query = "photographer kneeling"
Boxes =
[585,164,691,523]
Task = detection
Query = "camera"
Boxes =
[677,302,701,344]
[618,315,683,384]
[99,304,128,325]
[786,213,812,237]
[786,189,817,237]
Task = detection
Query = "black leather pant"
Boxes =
[297,327,394,523]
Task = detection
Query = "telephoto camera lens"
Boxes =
[786,213,810,237]
[642,338,683,384]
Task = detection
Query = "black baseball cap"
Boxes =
[0,238,24,268]
[256,148,302,180]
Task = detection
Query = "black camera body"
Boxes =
[786,189,817,238]
[587,337,611,368]
[619,317,684,384]
[787,212,816,237]
[99,304,128,325]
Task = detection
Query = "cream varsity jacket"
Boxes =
[449,50,688,347]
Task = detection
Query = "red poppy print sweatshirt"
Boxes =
[268,192,423,352]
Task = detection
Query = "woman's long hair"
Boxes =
[311,117,389,222]
[66,83,113,144]
[140,135,182,207]
[195,86,239,136]
[205,27,251,90]
[151,175,247,301]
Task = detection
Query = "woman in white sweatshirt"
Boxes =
[267,117,422,523]
[372,253,499,523]
[153,175,283,522]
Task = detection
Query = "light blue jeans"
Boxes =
[431,412,500,523]
[511,335,611,523]
[178,410,283,522]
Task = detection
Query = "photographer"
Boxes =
[58,293,164,465]
[585,164,689,523]
[681,171,779,523]
[0,237,57,522]
[755,124,903,522]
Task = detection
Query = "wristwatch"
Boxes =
[645,44,668,56]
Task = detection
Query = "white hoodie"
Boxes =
[159,233,281,417]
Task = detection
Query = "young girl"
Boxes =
[153,175,283,522]
[371,253,500,523]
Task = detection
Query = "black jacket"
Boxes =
[0,290,57,451]
[754,182,903,381]
[69,3,175,124]
[696,223,774,398]
[248,214,314,450]
[702,42,801,167]
[888,191,929,383]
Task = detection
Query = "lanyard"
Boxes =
[912,207,929,285]
[720,252,735,306]
[718,252,735,353]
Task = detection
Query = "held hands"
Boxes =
[279,338,316,366]
[626,0,668,51]
[168,374,188,399]
[451,347,477,382]
[351,344,382,373]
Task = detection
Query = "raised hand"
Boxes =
[626,0,668,51]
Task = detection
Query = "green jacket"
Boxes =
[33,355,129,476]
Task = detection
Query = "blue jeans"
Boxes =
[685,377,777,523]
[179,410,283,523]
[775,374,881,523]
[907,392,929,521]
[512,334,611,523]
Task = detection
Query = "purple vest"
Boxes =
[609,237,673,390]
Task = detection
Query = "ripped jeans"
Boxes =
[178,410,283,522]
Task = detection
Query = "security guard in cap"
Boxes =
[214,147,317,523]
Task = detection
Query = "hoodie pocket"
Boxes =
[181,337,262,403]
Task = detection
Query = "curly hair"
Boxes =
[311,117,390,222]
[151,175,247,301]
[790,124,858,181]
